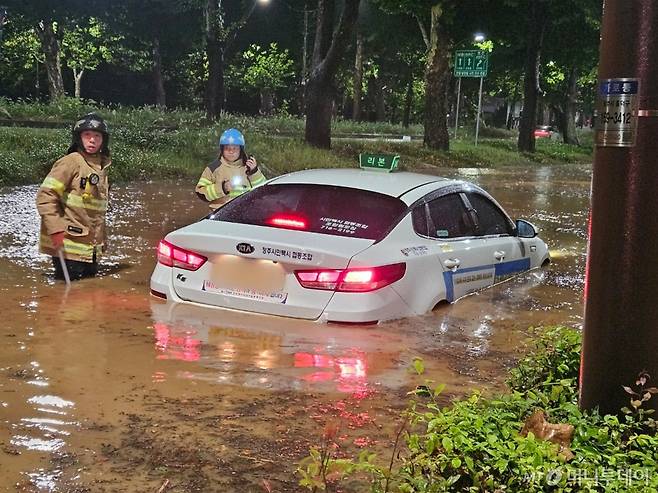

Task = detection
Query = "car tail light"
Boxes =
[157,240,207,271]
[295,263,406,292]
[295,270,342,290]
[266,214,308,230]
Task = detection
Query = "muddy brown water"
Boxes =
[0,166,589,492]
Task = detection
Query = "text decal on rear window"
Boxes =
[212,183,407,240]
[320,217,368,235]
[262,246,313,261]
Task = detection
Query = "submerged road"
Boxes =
[0,165,589,491]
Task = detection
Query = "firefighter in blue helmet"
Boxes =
[195,128,267,209]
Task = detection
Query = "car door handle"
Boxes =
[494,250,506,261]
[443,258,461,270]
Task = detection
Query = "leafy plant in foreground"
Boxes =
[297,327,658,492]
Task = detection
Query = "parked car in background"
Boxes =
[534,125,556,139]
[150,169,550,324]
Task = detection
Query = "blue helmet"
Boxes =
[219,128,245,147]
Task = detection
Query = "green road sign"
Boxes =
[359,153,399,172]
[454,50,489,77]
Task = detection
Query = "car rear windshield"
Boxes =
[210,183,407,240]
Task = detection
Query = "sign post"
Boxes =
[453,50,489,144]
[475,76,484,146]
[454,77,461,139]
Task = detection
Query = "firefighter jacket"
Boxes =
[36,151,111,263]
[195,156,267,209]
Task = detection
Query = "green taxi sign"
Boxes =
[359,153,399,172]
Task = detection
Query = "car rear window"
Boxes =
[210,183,407,240]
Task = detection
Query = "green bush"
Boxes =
[298,327,658,493]
[507,326,582,411]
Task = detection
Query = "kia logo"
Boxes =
[236,242,255,254]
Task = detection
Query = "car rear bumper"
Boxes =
[150,263,183,301]
[150,264,412,324]
[320,289,413,323]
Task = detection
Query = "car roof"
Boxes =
[267,168,463,198]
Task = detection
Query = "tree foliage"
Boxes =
[227,42,294,114]
[0,0,602,142]
[62,17,113,98]
[232,43,294,93]
[0,20,43,98]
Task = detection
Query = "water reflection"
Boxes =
[27,395,74,409]
[12,395,76,452]
[294,352,368,393]
[26,470,63,492]
[149,300,407,394]
[0,185,42,268]
[154,322,201,361]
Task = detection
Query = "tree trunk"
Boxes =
[304,0,361,149]
[403,74,413,128]
[35,59,41,99]
[375,77,386,122]
[35,20,65,100]
[73,68,84,99]
[561,67,580,145]
[152,36,166,108]
[311,0,335,69]
[353,29,364,121]
[204,0,225,119]
[299,2,310,114]
[305,78,334,148]
[260,89,275,115]
[423,4,450,151]
[505,100,512,129]
[518,0,549,153]
[506,99,518,129]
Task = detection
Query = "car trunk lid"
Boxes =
[167,220,373,319]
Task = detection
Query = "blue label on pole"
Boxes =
[599,80,639,95]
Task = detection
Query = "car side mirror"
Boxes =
[516,219,538,238]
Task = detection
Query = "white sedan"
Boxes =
[150,169,549,324]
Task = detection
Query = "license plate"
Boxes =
[209,255,285,292]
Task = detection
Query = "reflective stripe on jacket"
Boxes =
[195,156,266,209]
[36,152,111,263]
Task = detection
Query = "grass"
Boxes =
[0,98,594,186]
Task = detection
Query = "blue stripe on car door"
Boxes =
[442,257,531,302]
[494,257,531,276]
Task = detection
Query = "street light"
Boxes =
[247,0,270,18]
[473,33,487,146]
[454,32,487,141]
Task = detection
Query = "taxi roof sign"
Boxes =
[359,153,399,172]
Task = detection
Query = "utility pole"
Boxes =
[580,0,658,415]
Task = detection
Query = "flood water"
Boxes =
[0,165,590,492]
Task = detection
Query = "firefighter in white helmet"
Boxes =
[36,113,111,280]
[195,128,267,209]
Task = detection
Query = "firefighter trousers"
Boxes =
[51,255,98,281]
